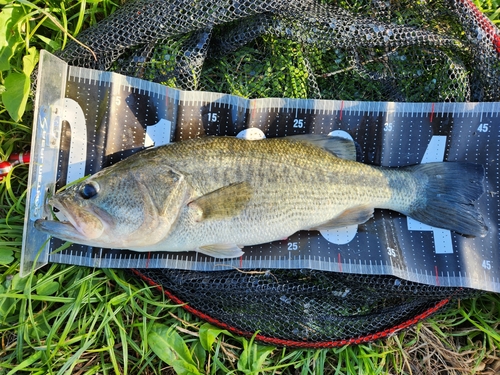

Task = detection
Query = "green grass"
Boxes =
[1,0,500,374]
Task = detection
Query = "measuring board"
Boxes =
[21,51,500,292]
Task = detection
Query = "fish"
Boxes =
[34,135,488,258]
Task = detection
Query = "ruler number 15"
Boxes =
[208,113,218,122]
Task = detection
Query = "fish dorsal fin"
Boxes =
[197,244,244,258]
[310,205,374,230]
[289,134,357,161]
[188,181,253,221]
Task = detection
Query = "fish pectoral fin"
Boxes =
[188,181,253,221]
[311,205,374,230]
[289,134,357,161]
[197,244,244,258]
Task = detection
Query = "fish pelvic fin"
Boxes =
[400,162,488,237]
[197,244,244,258]
[188,181,253,221]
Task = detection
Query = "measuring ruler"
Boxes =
[21,51,500,292]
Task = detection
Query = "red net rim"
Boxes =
[131,269,454,348]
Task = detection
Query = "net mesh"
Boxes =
[133,268,479,347]
[56,0,500,101]
[53,0,498,346]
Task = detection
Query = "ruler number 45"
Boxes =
[482,260,492,270]
[477,123,489,133]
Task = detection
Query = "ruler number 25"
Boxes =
[293,119,305,128]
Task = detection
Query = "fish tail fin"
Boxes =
[402,162,488,237]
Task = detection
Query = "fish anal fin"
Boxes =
[311,205,374,230]
[197,244,244,258]
[289,134,357,161]
[189,181,253,221]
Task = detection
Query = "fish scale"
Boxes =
[148,137,375,250]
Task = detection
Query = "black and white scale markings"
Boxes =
[21,51,500,292]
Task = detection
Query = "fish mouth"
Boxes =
[34,218,91,243]
[34,197,105,241]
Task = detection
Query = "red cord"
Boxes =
[0,152,30,181]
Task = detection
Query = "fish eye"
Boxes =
[80,181,99,199]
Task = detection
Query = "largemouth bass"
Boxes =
[35,135,487,258]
